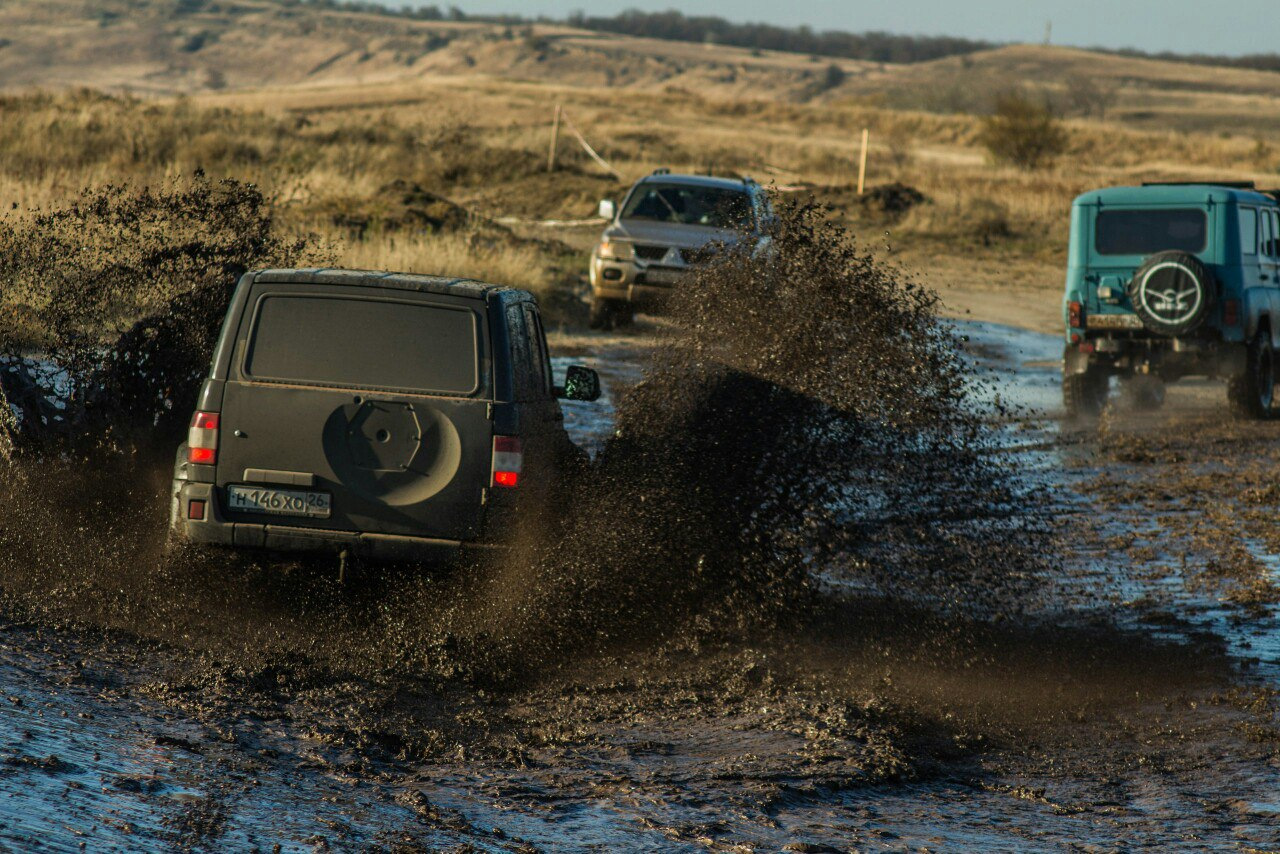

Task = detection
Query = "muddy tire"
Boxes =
[1128,250,1213,337]
[613,302,634,328]
[1063,368,1109,419]
[588,296,615,331]
[1228,331,1275,419]
[1120,375,1166,411]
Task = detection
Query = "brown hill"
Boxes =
[839,44,1280,134]
[6,1,1280,136]
[0,0,870,99]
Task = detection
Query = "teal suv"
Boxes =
[1063,182,1280,418]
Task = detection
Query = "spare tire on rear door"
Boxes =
[1127,250,1213,337]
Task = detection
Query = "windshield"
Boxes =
[1095,208,1208,255]
[621,183,752,229]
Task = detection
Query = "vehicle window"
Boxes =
[621,182,753,230]
[1095,208,1207,255]
[1263,209,1277,258]
[1269,210,1280,258]
[523,305,553,397]
[244,295,479,394]
[1240,207,1258,256]
[506,304,543,401]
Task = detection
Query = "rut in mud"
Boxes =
[0,188,1273,848]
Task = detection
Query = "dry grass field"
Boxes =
[5,1,1280,331]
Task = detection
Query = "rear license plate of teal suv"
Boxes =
[227,485,332,519]
[1087,314,1143,330]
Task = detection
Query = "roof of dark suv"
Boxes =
[251,268,516,301]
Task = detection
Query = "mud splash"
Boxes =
[0,198,1120,698]
[0,174,317,452]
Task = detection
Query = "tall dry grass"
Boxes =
[336,231,554,291]
[3,75,1279,306]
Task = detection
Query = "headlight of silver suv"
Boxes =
[598,237,634,261]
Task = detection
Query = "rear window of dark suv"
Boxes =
[1095,208,1208,255]
[243,294,481,395]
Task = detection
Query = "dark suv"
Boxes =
[169,268,600,564]
[1063,182,1280,418]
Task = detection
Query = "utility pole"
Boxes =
[857,128,869,195]
[547,104,562,172]
[1044,20,1052,46]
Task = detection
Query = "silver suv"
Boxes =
[588,170,775,329]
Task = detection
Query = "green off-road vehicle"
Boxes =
[1063,182,1280,418]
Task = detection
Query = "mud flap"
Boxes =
[1063,345,1093,376]
[1215,343,1248,378]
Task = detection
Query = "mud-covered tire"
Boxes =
[1128,250,1213,337]
[1228,331,1275,419]
[588,296,615,331]
[1063,368,1110,419]
[1120,375,1166,411]
[613,302,634,328]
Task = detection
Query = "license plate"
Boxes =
[1087,313,1143,330]
[227,485,331,519]
[643,268,684,285]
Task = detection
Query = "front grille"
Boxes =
[636,266,685,286]
[680,246,718,265]
[634,244,668,261]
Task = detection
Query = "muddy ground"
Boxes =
[2,321,1280,851]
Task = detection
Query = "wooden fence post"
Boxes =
[547,104,562,172]
[857,127,869,195]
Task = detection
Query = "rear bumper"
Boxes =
[1064,336,1247,379]
[171,481,497,562]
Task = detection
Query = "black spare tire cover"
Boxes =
[1127,250,1213,336]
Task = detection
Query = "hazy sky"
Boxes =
[400,0,1277,56]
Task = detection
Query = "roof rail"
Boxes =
[651,168,670,176]
[1141,180,1257,189]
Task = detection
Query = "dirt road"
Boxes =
[2,320,1280,851]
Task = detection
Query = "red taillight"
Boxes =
[1068,301,1084,329]
[492,436,523,489]
[1079,341,1096,354]
[187,411,220,465]
[1224,299,1240,327]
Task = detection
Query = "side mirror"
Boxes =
[557,365,601,402]
[597,199,616,221]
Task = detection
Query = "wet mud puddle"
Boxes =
[4,322,1280,850]
[0,622,489,852]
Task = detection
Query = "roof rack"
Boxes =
[1141,180,1257,189]
[651,168,670,176]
